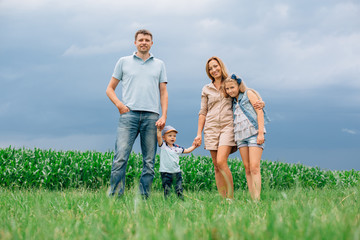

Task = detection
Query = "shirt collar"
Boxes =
[133,52,154,62]
[233,92,245,104]
[232,97,237,105]
[165,142,175,149]
[207,82,220,91]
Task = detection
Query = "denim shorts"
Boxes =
[236,134,264,149]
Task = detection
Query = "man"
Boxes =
[106,29,168,199]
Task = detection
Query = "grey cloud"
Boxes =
[1,0,360,171]
[342,128,357,135]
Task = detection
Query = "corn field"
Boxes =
[0,147,359,190]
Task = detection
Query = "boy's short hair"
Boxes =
[162,125,178,136]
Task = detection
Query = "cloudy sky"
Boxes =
[1,0,359,170]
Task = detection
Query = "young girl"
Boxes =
[224,74,270,201]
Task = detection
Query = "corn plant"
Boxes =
[0,147,359,190]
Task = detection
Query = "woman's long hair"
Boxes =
[205,56,229,82]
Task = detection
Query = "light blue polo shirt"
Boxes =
[112,52,167,114]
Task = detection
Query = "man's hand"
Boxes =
[155,116,166,130]
[117,104,130,114]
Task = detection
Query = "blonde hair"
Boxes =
[223,77,262,100]
[205,56,229,82]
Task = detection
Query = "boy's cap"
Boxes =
[162,125,178,136]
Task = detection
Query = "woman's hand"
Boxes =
[193,135,202,147]
[253,100,265,110]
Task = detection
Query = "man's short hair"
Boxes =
[135,29,153,41]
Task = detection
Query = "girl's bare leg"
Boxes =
[248,147,263,201]
[239,147,255,196]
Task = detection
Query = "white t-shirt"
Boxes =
[159,143,184,173]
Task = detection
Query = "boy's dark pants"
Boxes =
[160,172,183,200]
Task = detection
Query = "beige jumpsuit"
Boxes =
[199,83,236,150]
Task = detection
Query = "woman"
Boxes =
[193,56,236,200]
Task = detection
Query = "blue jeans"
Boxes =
[109,111,158,198]
[160,172,184,200]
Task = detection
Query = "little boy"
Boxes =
[157,125,197,200]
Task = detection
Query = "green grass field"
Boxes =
[1,187,359,240]
[1,148,359,239]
